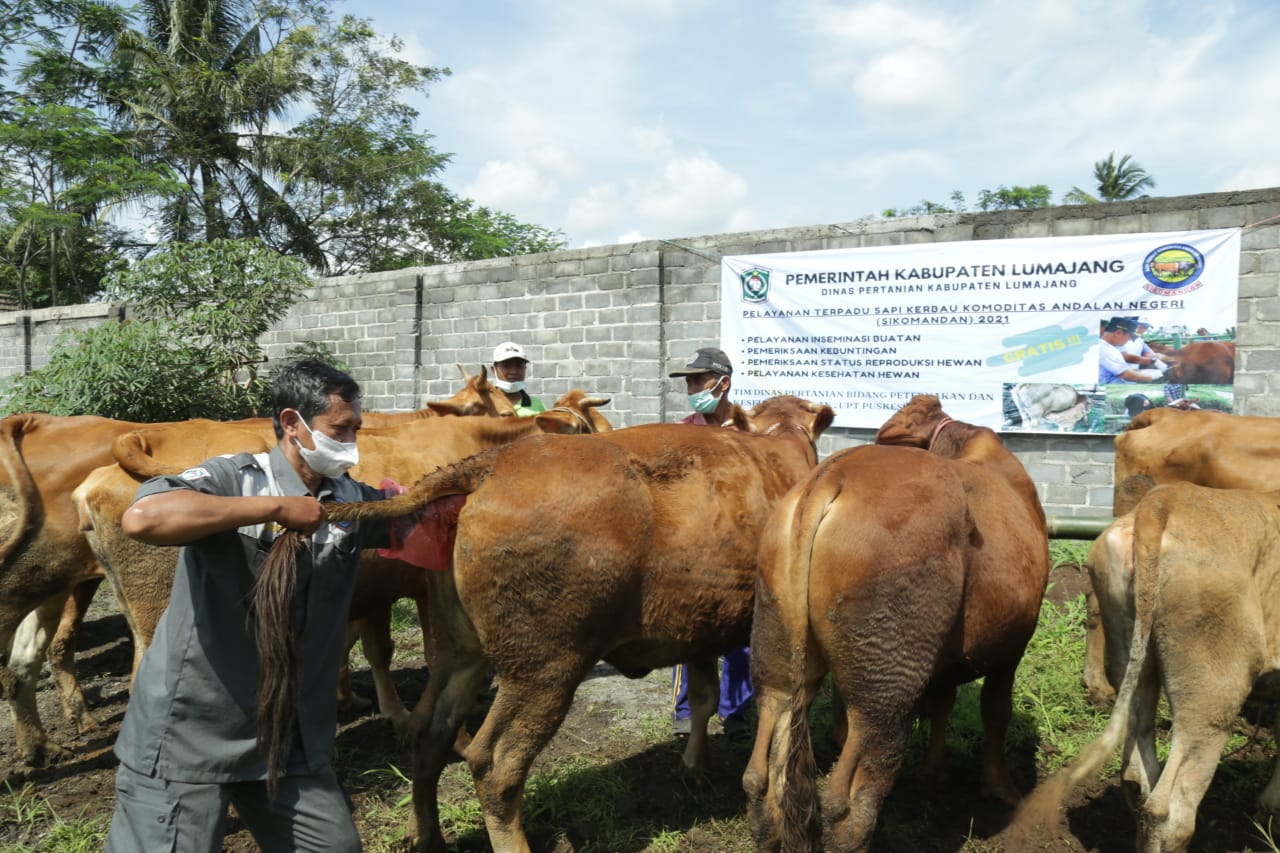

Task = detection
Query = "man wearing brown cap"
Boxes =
[666,346,753,739]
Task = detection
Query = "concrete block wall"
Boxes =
[3,187,1279,518]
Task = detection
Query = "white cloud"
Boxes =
[1218,166,1280,194]
[614,229,648,245]
[630,153,755,237]
[839,150,950,189]
[463,160,558,212]
[565,182,626,236]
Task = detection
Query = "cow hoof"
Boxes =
[385,709,411,733]
[981,780,1022,807]
[21,739,72,767]
[1085,686,1116,708]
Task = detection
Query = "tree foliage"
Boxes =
[882,185,1052,218]
[1063,152,1156,204]
[4,239,312,420]
[0,0,566,306]
[975,184,1052,211]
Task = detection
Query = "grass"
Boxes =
[1,782,107,853]
[339,540,1279,851]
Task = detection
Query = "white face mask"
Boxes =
[493,378,525,394]
[292,413,359,477]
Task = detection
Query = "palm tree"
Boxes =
[1063,152,1156,204]
[106,0,323,263]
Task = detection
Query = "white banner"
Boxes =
[720,228,1240,433]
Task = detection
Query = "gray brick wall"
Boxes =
[3,187,1279,519]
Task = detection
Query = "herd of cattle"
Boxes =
[1,377,1278,852]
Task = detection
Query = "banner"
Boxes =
[720,228,1241,433]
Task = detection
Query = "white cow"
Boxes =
[1010,383,1087,431]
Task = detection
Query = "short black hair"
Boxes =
[271,360,360,438]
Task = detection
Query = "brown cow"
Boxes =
[1157,340,1235,384]
[1082,407,1280,705]
[744,395,1048,852]
[0,369,518,765]
[1012,483,1280,853]
[73,394,612,726]
[268,395,833,852]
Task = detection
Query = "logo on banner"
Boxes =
[740,267,770,303]
[1142,244,1206,296]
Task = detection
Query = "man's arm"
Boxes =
[123,491,326,546]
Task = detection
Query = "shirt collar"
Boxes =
[268,445,336,501]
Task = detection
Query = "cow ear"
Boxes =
[809,404,835,438]
[728,405,751,432]
[425,402,460,417]
[456,363,472,381]
[534,412,580,434]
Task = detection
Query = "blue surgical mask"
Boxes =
[687,377,725,414]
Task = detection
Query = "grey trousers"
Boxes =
[104,762,361,853]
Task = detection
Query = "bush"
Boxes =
[4,239,320,421]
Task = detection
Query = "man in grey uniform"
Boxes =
[105,360,389,853]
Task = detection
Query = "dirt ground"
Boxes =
[3,562,1278,852]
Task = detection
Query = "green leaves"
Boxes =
[4,238,319,421]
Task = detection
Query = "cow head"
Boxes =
[738,395,835,446]
[875,394,946,449]
[535,390,614,434]
[426,366,519,418]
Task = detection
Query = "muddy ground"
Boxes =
[3,562,1278,852]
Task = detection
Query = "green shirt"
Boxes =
[513,391,546,417]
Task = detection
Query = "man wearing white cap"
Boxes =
[491,341,546,417]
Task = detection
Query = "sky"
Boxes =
[345,0,1279,250]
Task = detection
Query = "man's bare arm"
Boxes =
[123,491,326,546]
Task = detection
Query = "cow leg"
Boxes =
[359,606,410,729]
[978,667,1020,804]
[4,595,74,766]
[919,683,956,783]
[48,577,102,733]
[466,662,590,853]
[743,682,786,851]
[1139,722,1232,853]
[336,619,373,713]
[822,706,911,853]
[682,658,719,771]
[1257,716,1280,818]
[1083,589,1116,706]
[1120,657,1161,809]
[406,655,488,853]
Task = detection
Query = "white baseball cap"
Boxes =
[492,341,528,363]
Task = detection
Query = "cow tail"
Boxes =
[780,482,838,853]
[0,415,41,572]
[1008,488,1169,849]
[254,450,499,795]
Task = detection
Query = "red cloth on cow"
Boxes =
[378,479,465,572]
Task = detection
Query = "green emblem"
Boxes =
[741,267,770,303]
